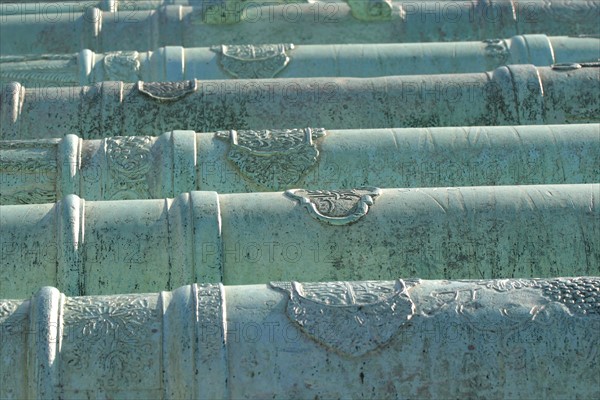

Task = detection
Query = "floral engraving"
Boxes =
[61,295,159,389]
[285,187,381,225]
[216,128,325,190]
[103,51,140,82]
[137,80,197,101]
[105,136,153,200]
[270,280,415,357]
[211,44,295,78]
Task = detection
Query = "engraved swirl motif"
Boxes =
[137,80,197,101]
[0,301,19,320]
[347,0,393,21]
[61,295,158,388]
[0,54,79,86]
[285,187,381,225]
[105,136,153,200]
[483,39,509,65]
[473,277,600,316]
[1,188,56,204]
[216,128,326,190]
[270,280,415,357]
[212,44,294,78]
[103,51,140,82]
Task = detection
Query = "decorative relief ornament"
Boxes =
[105,136,153,199]
[103,51,140,81]
[137,80,197,101]
[215,128,326,190]
[347,0,393,21]
[0,54,79,86]
[211,44,295,78]
[473,277,600,316]
[61,295,159,388]
[285,187,381,225]
[482,39,509,65]
[270,280,416,356]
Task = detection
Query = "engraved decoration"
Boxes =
[482,39,509,66]
[347,0,393,21]
[0,140,59,204]
[137,80,197,101]
[61,295,160,390]
[195,283,228,397]
[473,277,600,316]
[0,54,79,87]
[215,128,326,190]
[105,136,153,200]
[285,187,381,225]
[270,280,415,357]
[103,51,140,82]
[211,44,295,79]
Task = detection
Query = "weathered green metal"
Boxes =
[1,35,598,86]
[2,64,599,139]
[1,124,599,205]
[0,184,598,297]
[1,1,599,54]
[1,278,599,398]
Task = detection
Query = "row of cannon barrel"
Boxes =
[0,0,599,398]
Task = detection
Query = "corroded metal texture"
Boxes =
[0,184,598,297]
[1,35,598,86]
[2,64,599,139]
[1,124,599,204]
[1,1,599,54]
[1,279,599,398]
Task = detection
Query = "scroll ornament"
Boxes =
[105,136,153,199]
[211,44,295,79]
[271,279,416,356]
[103,51,141,82]
[216,128,326,190]
[285,187,381,225]
[137,80,198,101]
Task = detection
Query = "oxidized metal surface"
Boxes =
[0,279,598,398]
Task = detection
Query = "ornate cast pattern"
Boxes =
[103,51,140,81]
[0,301,19,320]
[62,295,159,388]
[0,54,79,86]
[215,128,326,190]
[483,39,509,65]
[196,283,225,352]
[270,280,415,357]
[0,140,58,203]
[105,136,153,200]
[285,187,381,225]
[2,188,56,204]
[137,80,197,101]
[0,139,59,172]
[541,0,599,22]
[473,277,600,316]
[211,44,295,79]
[347,0,393,21]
